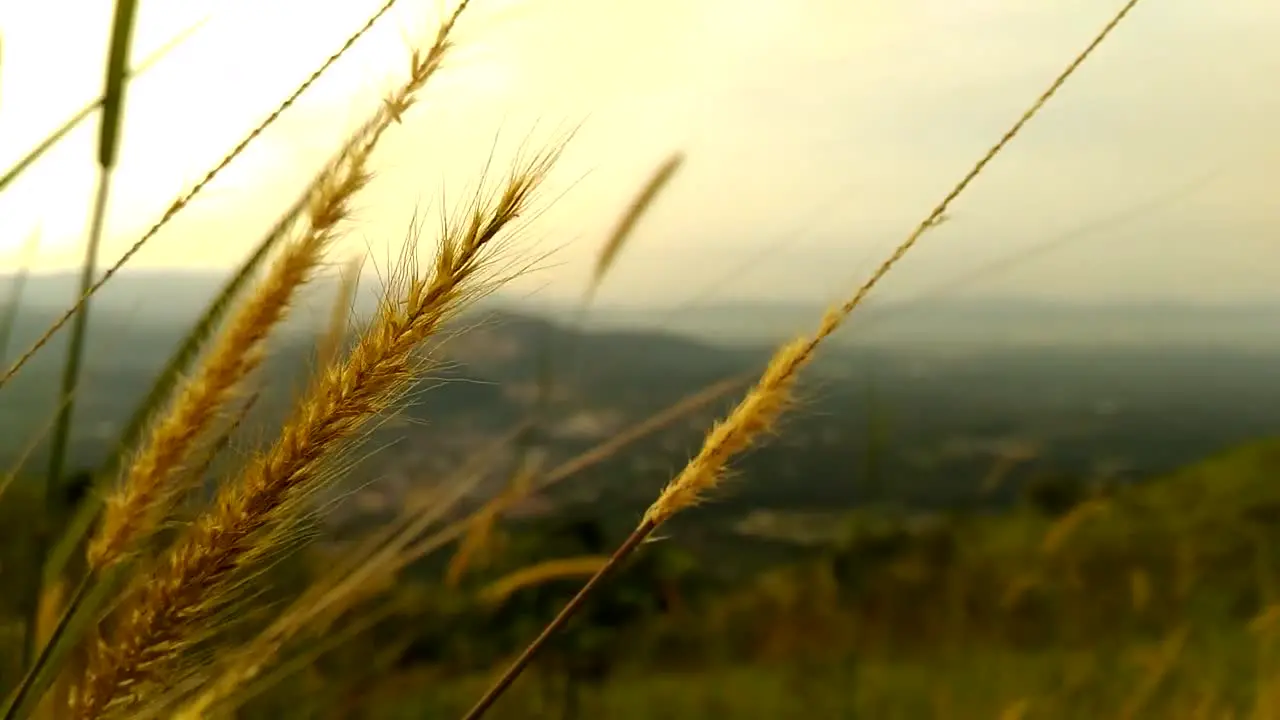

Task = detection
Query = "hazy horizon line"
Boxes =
[6,268,1280,311]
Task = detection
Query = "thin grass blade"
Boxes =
[30,0,140,674]
[0,0,407,393]
[43,0,140,496]
[478,555,611,605]
[1,566,130,720]
[0,16,201,195]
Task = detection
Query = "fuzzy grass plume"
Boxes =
[158,425,533,719]
[459,1,1147,717]
[175,361,748,718]
[174,363,752,717]
[586,152,684,304]
[71,147,557,719]
[87,138,370,574]
[56,4,514,716]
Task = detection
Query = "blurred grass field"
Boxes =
[5,0,1280,717]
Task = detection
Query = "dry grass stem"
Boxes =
[70,7,498,715]
[478,556,611,605]
[644,338,805,525]
[159,425,532,719]
[174,368,740,716]
[644,0,1144,528]
[461,1,1145,716]
[88,154,370,572]
[72,148,554,719]
[399,374,746,567]
[445,450,540,586]
[1041,499,1111,556]
[174,480,492,718]
[185,391,261,487]
[0,0,429,394]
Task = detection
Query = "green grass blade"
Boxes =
[31,171,112,669]
[95,0,139,170]
[0,16,202,196]
[0,575,89,720]
[31,0,140,672]
[41,175,111,496]
[42,0,139,518]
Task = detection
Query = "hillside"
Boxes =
[4,280,1280,537]
[715,436,1280,647]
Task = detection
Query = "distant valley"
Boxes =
[3,270,1280,536]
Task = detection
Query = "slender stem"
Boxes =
[459,519,656,720]
[44,171,109,508]
[1,576,92,720]
[26,171,110,670]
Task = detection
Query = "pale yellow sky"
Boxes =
[1,0,1279,307]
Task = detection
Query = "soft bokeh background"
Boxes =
[7,4,1280,717]
[1,0,1279,306]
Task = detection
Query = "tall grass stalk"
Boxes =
[459,0,1147,716]
[169,351,744,716]
[585,152,685,307]
[32,0,140,679]
[42,173,325,590]
[163,434,506,719]
[144,366,740,718]
[316,257,364,372]
[71,144,554,720]
[0,0,417,394]
[86,137,364,575]
[35,0,458,642]
[4,4,480,717]
[0,19,202,196]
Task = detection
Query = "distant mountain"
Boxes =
[6,270,378,334]
[8,270,1279,349]
[5,270,1280,535]
[570,298,1280,349]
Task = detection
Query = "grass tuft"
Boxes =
[72,145,557,720]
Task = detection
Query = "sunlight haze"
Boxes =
[1,0,1278,307]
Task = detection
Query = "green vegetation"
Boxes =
[4,0,1279,717]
